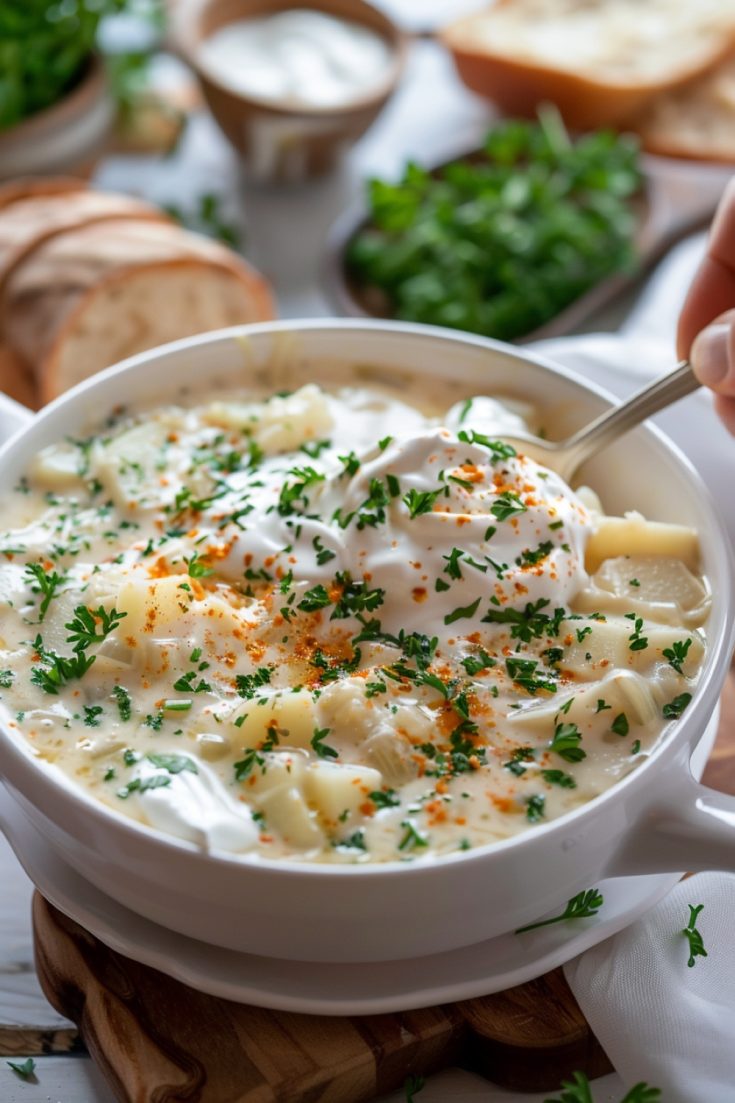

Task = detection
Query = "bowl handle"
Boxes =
[0,393,33,446]
[611,772,735,875]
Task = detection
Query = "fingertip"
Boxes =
[691,324,730,387]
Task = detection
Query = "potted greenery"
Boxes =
[0,0,126,179]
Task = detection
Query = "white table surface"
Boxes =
[2,5,733,1099]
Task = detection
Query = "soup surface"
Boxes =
[0,370,708,863]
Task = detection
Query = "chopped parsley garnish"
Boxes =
[146,753,198,775]
[403,487,441,518]
[117,775,172,799]
[185,551,213,578]
[312,535,336,565]
[64,605,127,651]
[461,649,496,676]
[504,746,534,776]
[278,466,325,516]
[369,788,400,808]
[83,705,103,726]
[235,667,272,699]
[398,819,428,852]
[517,540,553,567]
[625,614,648,652]
[113,685,132,721]
[444,597,481,625]
[234,749,265,781]
[338,451,360,477]
[516,887,604,934]
[339,830,367,851]
[297,584,331,612]
[663,692,692,720]
[595,698,611,713]
[541,768,577,789]
[611,712,629,737]
[662,638,692,675]
[24,562,66,621]
[456,429,517,462]
[483,598,565,643]
[506,656,557,695]
[0,670,13,689]
[525,794,546,822]
[491,491,527,521]
[682,903,707,968]
[311,726,338,759]
[550,721,586,762]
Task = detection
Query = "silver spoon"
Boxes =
[501,359,698,483]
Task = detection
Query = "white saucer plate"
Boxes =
[0,787,694,1018]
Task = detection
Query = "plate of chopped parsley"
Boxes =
[326,109,724,344]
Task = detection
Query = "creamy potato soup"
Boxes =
[0,368,708,863]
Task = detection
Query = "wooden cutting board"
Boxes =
[28,667,735,1102]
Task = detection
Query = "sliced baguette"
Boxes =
[442,0,735,129]
[0,190,170,293]
[2,219,275,402]
[628,55,735,162]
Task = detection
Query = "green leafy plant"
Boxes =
[347,109,641,342]
[0,0,126,130]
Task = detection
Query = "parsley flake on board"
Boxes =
[7,1057,35,1081]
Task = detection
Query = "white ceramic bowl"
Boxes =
[0,320,733,964]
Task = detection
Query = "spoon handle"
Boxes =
[562,360,699,478]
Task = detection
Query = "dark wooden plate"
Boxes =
[324,150,732,344]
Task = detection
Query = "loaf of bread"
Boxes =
[442,0,735,129]
[0,181,275,404]
[628,56,735,162]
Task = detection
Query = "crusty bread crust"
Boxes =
[0,177,88,212]
[2,218,275,402]
[628,56,735,162]
[0,190,171,294]
[442,0,735,129]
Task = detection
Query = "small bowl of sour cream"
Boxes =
[172,0,406,182]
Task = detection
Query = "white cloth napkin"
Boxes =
[564,873,735,1102]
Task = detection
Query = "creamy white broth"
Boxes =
[0,371,708,863]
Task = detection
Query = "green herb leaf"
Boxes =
[516,887,603,934]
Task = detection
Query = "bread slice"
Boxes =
[0,176,88,212]
[0,190,170,293]
[2,219,275,402]
[442,0,735,129]
[628,55,735,162]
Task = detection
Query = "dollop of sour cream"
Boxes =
[197,10,393,109]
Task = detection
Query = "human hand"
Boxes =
[677,178,735,435]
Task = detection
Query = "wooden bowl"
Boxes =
[0,56,114,181]
[170,0,406,183]
[324,148,731,344]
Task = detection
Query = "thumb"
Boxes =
[690,309,735,393]
[688,308,732,394]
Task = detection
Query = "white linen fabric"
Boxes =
[564,873,735,1102]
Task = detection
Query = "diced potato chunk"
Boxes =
[561,618,704,679]
[30,443,86,490]
[204,385,333,453]
[230,691,316,750]
[256,786,324,848]
[585,514,699,573]
[244,751,306,797]
[509,670,658,734]
[303,761,382,824]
